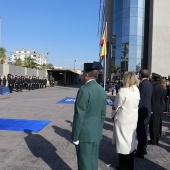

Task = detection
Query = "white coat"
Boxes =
[111,85,140,154]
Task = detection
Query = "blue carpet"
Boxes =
[57,97,76,104]
[0,118,51,132]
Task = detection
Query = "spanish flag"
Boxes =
[100,28,107,60]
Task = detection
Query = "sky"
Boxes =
[0,0,102,70]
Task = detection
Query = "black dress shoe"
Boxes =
[148,140,157,145]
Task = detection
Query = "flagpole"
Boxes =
[104,22,107,90]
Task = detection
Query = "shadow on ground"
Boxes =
[24,130,71,170]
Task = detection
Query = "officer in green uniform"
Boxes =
[72,61,107,170]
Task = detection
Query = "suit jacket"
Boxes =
[72,80,107,142]
[151,82,164,114]
[138,79,153,115]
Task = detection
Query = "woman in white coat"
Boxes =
[111,72,140,170]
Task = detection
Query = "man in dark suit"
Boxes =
[72,61,107,170]
[149,73,164,145]
[135,69,153,158]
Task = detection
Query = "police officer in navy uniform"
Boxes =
[149,73,164,145]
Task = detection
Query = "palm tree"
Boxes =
[47,63,54,69]
[23,56,37,68]
[0,47,7,64]
[14,58,23,66]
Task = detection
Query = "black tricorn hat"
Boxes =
[83,61,103,71]
[152,72,161,78]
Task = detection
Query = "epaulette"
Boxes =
[80,84,86,89]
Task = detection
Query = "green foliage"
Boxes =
[47,63,54,69]
[14,58,23,66]
[23,56,37,68]
[0,47,7,64]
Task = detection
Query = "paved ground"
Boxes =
[0,85,169,170]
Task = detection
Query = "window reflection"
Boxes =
[122,18,130,36]
[129,17,137,35]
[130,8,138,17]
[112,0,145,78]
[123,8,130,18]
[131,0,138,8]
[123,0,130,8]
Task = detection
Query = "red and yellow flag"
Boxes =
[100,28,107,60]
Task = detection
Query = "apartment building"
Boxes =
[10,49,47,65]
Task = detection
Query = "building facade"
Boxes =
[10,49,47,66]
[100,0,170,79]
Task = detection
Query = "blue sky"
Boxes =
[0,0,102,70]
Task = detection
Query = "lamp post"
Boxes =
[0,17,2,47]
[74,60,76,72]
[46,48,48,78]
[74,60,76,83]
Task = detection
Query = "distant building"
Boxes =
[10,49,47,65]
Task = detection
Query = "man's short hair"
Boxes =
[84,70,99,79]
[139,69,149,78]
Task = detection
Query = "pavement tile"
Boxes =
[0,85,169,170]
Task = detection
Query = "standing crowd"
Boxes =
[71,62,168,170]
[0,74,48,93]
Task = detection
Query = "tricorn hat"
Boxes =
[152,72,161,78]
[83,61,103,71]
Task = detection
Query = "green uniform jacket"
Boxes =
[72,80,107,142]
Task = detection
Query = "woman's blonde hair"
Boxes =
[160,78,166,90]
[123,71,139,88]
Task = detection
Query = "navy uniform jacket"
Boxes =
[151,82,164,114]
[72,80,107,142]
[138,79,153,115]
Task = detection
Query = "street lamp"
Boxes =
[74,60,76,73]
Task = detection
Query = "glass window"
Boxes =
[116,45,121,59]
[121,42,129,59]
[116,19,122,37]
[122,17,129,36]
[113,12,116,20]
[130,8,138,16]
[122,36,129,43]
[137,17,144,36]
[113,21,116,35]
[129,35,137,45]
[129,45,137,58]
[117,0,123,10]
[123,0,130,8]
[129,17,137,35]
[131,0,138,8]
[116,10,122,19]
[116,37,122,46]
[115,58,121,67]
[123,8,130,18]
[137,36,142,45]
[114,0,117,11]
[138,8,144,18]
[137,45,142,58]
[138,0,145,8]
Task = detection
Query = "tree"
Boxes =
[23,56,37,68]
[47,63,54,69]
[14,58,23,66]
[0,47,7,64]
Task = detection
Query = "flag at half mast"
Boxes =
[100,27,107,60]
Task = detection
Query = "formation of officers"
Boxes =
[7,74,48,93]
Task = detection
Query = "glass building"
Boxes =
[100,0,170,79]
[112,0,145,78]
